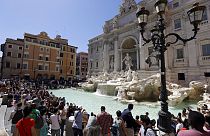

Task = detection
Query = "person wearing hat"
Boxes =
[72,105,83,136]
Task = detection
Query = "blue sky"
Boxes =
[0,0,141,56]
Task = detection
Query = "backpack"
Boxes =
[12,109,23,124]
[34,113,44,129]
[111,120,120,136]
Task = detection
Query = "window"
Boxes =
[16,63,21,69]
[8,45,13,48]
[96,62,98,68]
[173,2,179,8]
[38,65,44,70]
[71,55,74,59]
[19,47,23,50]
[25,44,29,49]
[45,65,49,71]
[202,44,210,56]
[56,66,59,72]
[174,18,181,30]
[60,53,64,57]
[6,62,10,68]
[39,55,43,60]
[90,62,93,68]
[70,70,73,74]
[46,57,49,61]
[40,47,44,52]
[91,48,93,54]
[204,72,210,77]
[46,48,49,52]
[23,63,28,69]
[60,60,63,65]
[24,53,29,58]
[176,48,184,59]
[202,8,208,21]
[96,46,99,51]
[18,53,22,58]
[7,52,12,57]
[63,46,66,51]
[178,73,185,80]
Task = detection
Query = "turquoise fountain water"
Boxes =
[51,88,197,119]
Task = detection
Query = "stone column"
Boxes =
[103,41,109,72]
[114,37,119,72]
[120,50,123,71]
[187,40,198,67]
[136,47,140,70]
[139,34,146,70]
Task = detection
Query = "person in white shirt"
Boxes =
[50,108,61,136]
[176,118,183,134]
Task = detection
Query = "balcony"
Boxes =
[173,58,188,67]
[199,56,210,66]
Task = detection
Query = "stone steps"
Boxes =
[0,103,9,136]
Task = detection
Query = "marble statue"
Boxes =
[81,68,208,106]
[109,56,114,70]
[112,17,118,29]
[122,53,133,70]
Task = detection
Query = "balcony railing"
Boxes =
[202,56,210,60]
[175,58,185,62]
[174,58,188,67]
[199,56,210,66]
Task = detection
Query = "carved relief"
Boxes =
[119,0,137,15]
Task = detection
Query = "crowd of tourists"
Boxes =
[1,79,210,136]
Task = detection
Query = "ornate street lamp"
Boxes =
[136,1,206,133]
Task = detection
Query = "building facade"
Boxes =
[88,0,210,86]
[1,32,77,80]
[1,38,24,79]
[76,52,88,80]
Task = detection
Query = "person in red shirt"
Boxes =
[14,105,37,136]
[96,106,113,136]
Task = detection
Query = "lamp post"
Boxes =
[136,0,206,133]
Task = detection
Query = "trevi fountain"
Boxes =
[52,54,210,119]
[80,54,210,109]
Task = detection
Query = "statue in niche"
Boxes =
[119,5,125,15]
[122,53,133,70]
[120,0,137,15]
[103,24,109,33]
[109,56,114,70]
[150,51,159,66]
[112,17,118,29]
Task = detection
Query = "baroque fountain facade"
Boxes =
[84,0,210,106]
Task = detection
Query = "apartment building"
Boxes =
[76,52,88,80]
[1,32,77,80]
[1,38,24,79]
